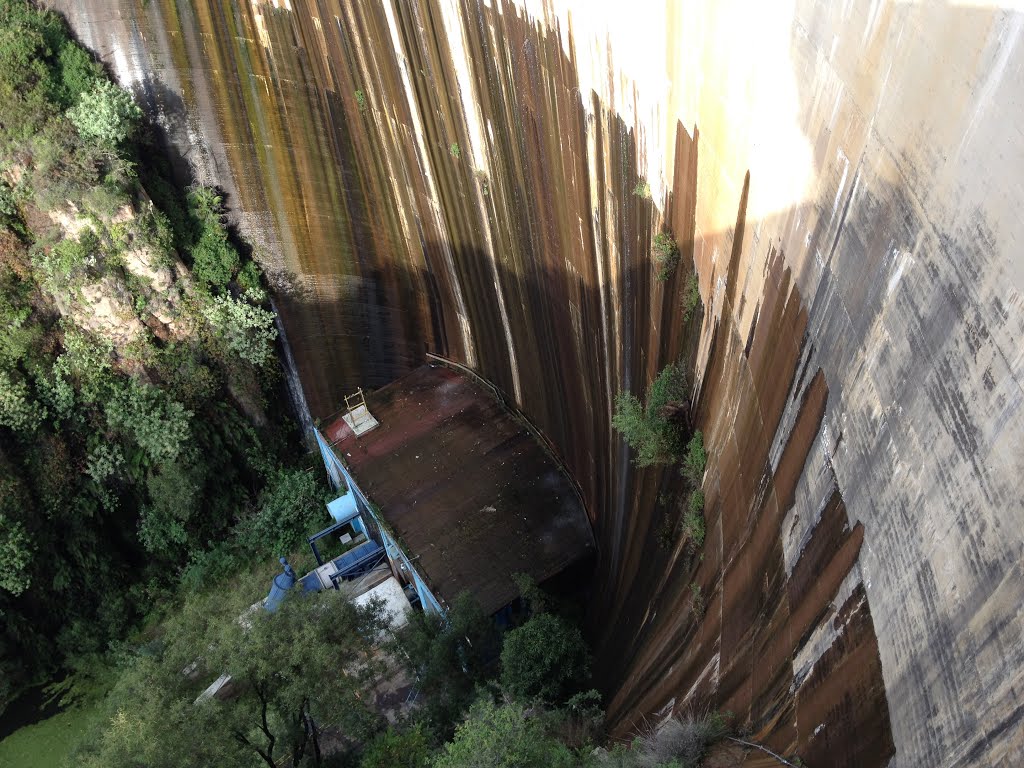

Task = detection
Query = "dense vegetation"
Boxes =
[72,561,728,768]
[77,570,387,768]
[0,0,323,716]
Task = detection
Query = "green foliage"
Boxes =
[138,458,206,556]
[647,361,688,416]
[235,259,263,294]
[67,79,142,148]
[359,723,433,768]
[656,514,676,549]
[612,363,688,467]
[241,467,325,556]
[78,581,389,768]
[54,329,114,404]
[85,443,124,485]
[201,289,278,368]
[432,697,577,768]
[682,507,704,549]
[682,273,700,323]
[0,511,33,594]
[687,489,704,516]
[449,142,461,159]
[55,40,103,107]
[0,0,63,150]
[191,222,238,289]
[0,180,19,225]
[690,583,705,618]
[681,430,706,486]
[28,120,108,209]
[185,185,241,289]
[0,0,295,718]
[633,180,651,199]
[512,572,548,614]
[653,231,680,282]
[104,381,192,465]
[391,592,500,737]
[355,89,368,114]
[0,368,45,432]
[500,613,590,703]
[35,228,100,283]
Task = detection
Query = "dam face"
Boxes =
[52,0,1024,764]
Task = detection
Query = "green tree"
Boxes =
[104,381,193,465]
[432,697,577,768]
[67,78,141,148]
[681,274,700,323]
[242,467,326,557]
[653,231,680,282]
[79,579,389,768]
[185,185,241,289]
[359,723,433,768]
[500,613,590,703]
[202,290,278,368]
[612,363,689,467]
[0,368,44,433]
[0,511,32,595]
[391,592,500,737]
[55,40,102,107]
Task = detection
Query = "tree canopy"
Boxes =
[500,612,591,704]
[77,576,389,768]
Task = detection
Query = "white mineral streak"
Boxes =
[680,652,719,711]
[791,567,864,689]
[337,3,425,319]
[437,0,521,402]
[379,0,477,368]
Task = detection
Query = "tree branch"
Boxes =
[727,736,805,768]
[292,697,310,767]
[253,681,276,763]
[233,729,276,768]
[307,710,322,768]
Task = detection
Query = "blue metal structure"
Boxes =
[326,493,362,527]
[314,429,444,614]
[265,557,297,612]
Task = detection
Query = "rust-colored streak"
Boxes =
[787,491,858,619]
[796,585,895,768]
[603,222,892,766]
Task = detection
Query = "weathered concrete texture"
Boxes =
[48,0,1024,764]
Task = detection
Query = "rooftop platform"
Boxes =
[323,363,594,614]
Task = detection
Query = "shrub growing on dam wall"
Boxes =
[612,362,689,467]
[681,431,706,486]
[653,231,681,282]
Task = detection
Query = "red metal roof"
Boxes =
[325,363,594,614]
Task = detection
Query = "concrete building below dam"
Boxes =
[314,361,596,617]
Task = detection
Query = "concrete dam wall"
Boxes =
[51,0,1024,764]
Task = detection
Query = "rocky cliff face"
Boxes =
[50,0,1024,764]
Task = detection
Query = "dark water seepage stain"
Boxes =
[48,0,898,762]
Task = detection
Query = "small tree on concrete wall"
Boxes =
[612,362,689,466]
